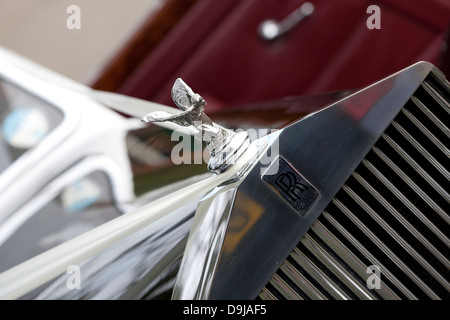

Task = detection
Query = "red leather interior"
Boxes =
[116,0,450,111]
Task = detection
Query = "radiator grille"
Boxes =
[259,74,450,300]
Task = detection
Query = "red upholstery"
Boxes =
[117,0,450,111]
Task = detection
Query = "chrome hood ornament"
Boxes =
[142,78,250,173]
[171,62,445,300]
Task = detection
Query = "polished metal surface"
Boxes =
[0,47,256,299]
[172,62,444,299]
[34,198,199,300]
[261,69,450,300]
[172,183,239,299]
[172,133,277,299]
[258,2,314,41]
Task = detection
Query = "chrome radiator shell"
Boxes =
[173,62,448,299]
[261,68,450,300]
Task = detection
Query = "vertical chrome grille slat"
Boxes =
[362,159,450,247]
[331,198,440,299]
[290,247,351,300]
[371,146,450,227]
[381,133,449,200]
[351,169,450,270]
[341,182,450,290]
[400,108,449,157]
[260,73,450,300]
[390,121,449,180]
[410,96,449,138]
[301,233,376,300]
[310,221,401,300]
[321,211,417,299]
[268,273,304,300]
[421,81,450,112]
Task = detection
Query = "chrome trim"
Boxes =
[371,146,449,225]
[309,221,400,300]
[351,168,449,269]
[172,183,239,299]
[0,147,257,299]
[0,155,127,247]
[421,81,450,110]
[278,260,327,300]
[300,233,376,299]
[381,133,448,200]
[173,61,438,299]
[142,78,251,174]
[391,121,448,178]
[290,246,350,300]
[268,273,303,300]
[330,197,439,298]
[262,70,449,299]
[410,96,448,137]
[35,198,198,300]
[321,211,416,299]
[361,159,449,246]
[341,183,448,289]
[0,47,134,223]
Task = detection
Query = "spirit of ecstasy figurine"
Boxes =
[142,78,250,173]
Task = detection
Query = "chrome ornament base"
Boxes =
[207,131,251,174]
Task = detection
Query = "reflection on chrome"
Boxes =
[0,44,448,301]
[172,62,449,299]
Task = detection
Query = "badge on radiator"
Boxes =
[262,156,319,216]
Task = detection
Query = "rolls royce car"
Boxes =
[0,0,449,301]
